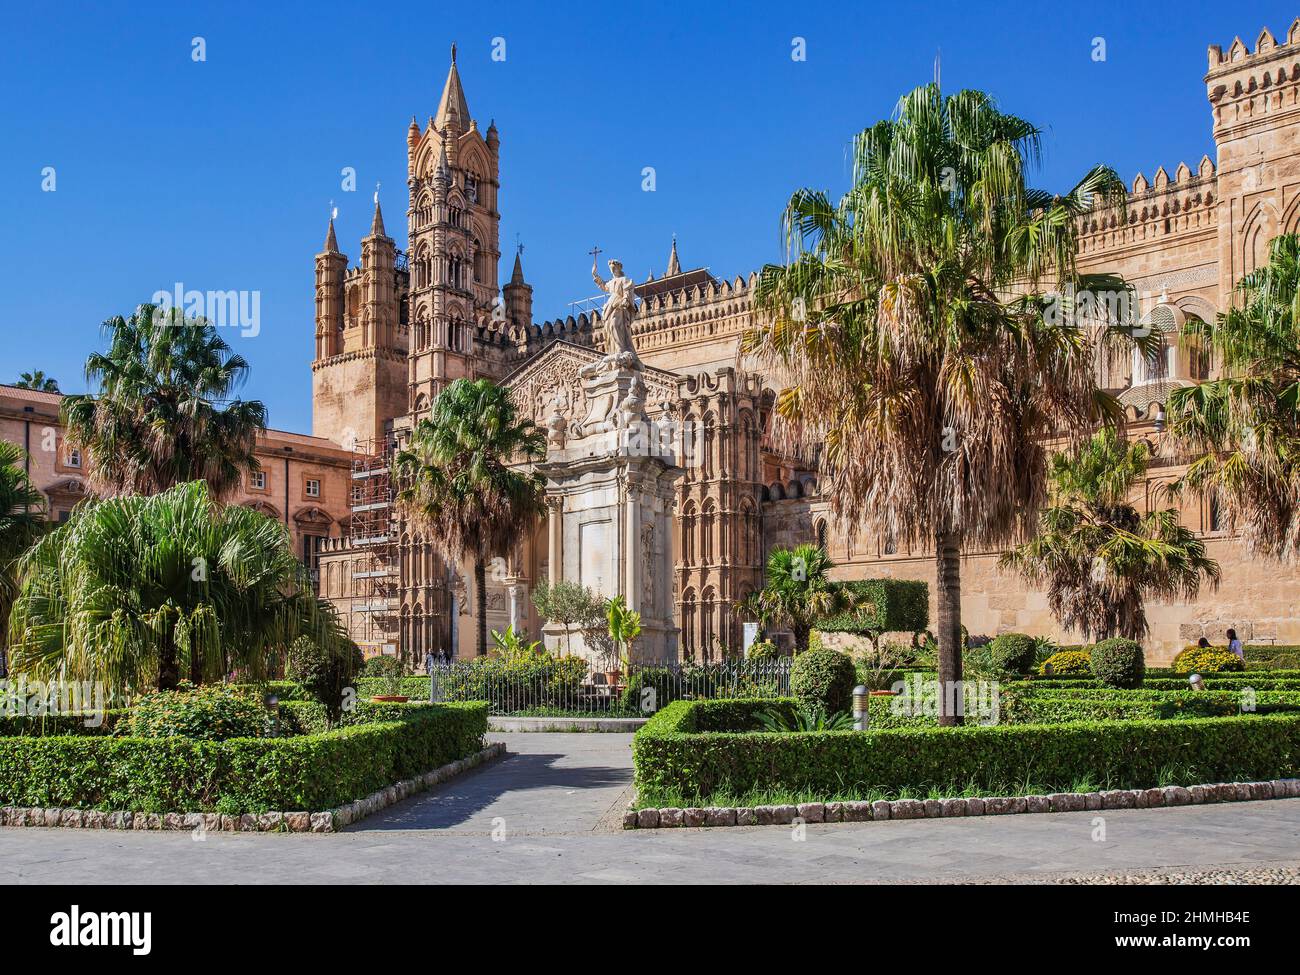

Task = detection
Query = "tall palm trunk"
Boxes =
[474,558,488,657]
[935,530,963,727]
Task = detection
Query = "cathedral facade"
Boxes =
[306,25,1300,665]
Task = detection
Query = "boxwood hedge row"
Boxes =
[0,701,487,814]
[632,698,1300,799]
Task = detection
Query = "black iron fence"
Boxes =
[360,658,793,717]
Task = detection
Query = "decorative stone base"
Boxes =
[0,742,507,834]
[623,778,1300,829]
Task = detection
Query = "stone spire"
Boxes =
[435,43,470,134]
[370,197,386,237]
[510,248,526,285]
[324,216,339,253]
[666,235,681,276]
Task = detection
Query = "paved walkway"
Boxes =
[2,732,1299,884]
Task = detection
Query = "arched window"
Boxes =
[700,500,716,565]
[701,587,717,661]
[681,588,697,660]
[702,415,716,478]
[680,501,696,566]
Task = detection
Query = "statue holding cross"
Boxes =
[580,246,641,378]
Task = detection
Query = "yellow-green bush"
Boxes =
[1171,646,1245,674]
[1039,649,1092,676]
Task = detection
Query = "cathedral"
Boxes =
[302,25,1300,666]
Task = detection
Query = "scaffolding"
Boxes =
[349,437,400,657]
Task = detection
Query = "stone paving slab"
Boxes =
[2,733,1299,884]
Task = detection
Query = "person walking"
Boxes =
[1226,628,1245,660]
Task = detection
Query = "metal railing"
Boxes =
[400,657,794,717]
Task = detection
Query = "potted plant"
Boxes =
[604,595,642,688]
[371,666,409,703]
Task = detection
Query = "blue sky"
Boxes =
[2,1,1294,433]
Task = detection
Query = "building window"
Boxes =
[66,447,81,468]
[250,470,266,490]
[306,479,321,498]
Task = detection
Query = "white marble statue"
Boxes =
[579,257,641,377]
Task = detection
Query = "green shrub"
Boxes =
[1171,646,1246,674]
[0,711,126,737]
[618,667,679,714]
[1039,649,1092,676]
[987,633,1037,676]
[288,635,365,726]
[1245,644,1300,667]
[790,647,856,715]
[126,684,269,741]
[1090,638,1145,689]
[746,640,780,661]
[362,655,403,678]
[0,702,487,812]
[816,579,929,635]
[632,699,1300,801]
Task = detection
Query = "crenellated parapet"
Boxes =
[1075,156,1218,258]
[517,267,760,367]
[1206,21,1300,136]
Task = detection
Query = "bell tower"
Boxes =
[406,46,508,417]
[310,199,410,447]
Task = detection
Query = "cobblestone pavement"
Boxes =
[2,733,1299,884]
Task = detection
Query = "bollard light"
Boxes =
[853,685,868,731]
[1188,673,1204,691]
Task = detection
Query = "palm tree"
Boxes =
[1001,430,1219,641]
[740,544,847,654]
[744,85,1129,723]
[394,379,546,657]
[61,304,267,499]
[1166,233,1300,561]
[8,480,343,692]
[14,371,59,392]
[0,443,46,676]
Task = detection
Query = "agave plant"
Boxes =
[755,705,854,733]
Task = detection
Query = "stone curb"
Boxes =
[0,741,507,835]
[622,778,1300,830]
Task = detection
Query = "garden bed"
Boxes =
[632,698,1300,807]
[0,701,488,817]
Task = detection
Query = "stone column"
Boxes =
[624,476,640,613]
[546,496,563,586]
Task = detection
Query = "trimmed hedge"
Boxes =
[632,698,1300,799]
[0,701,487,813]
[1021,678,1300,692]
[1171,646,1246,674]
[1039,649,1092,676]
[790,647,856,714]
[987,633,1036,676]
[0,711,126,736]
[816,579,929,635]
[1002,690,1300,724]
[1090,638,1145,689]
